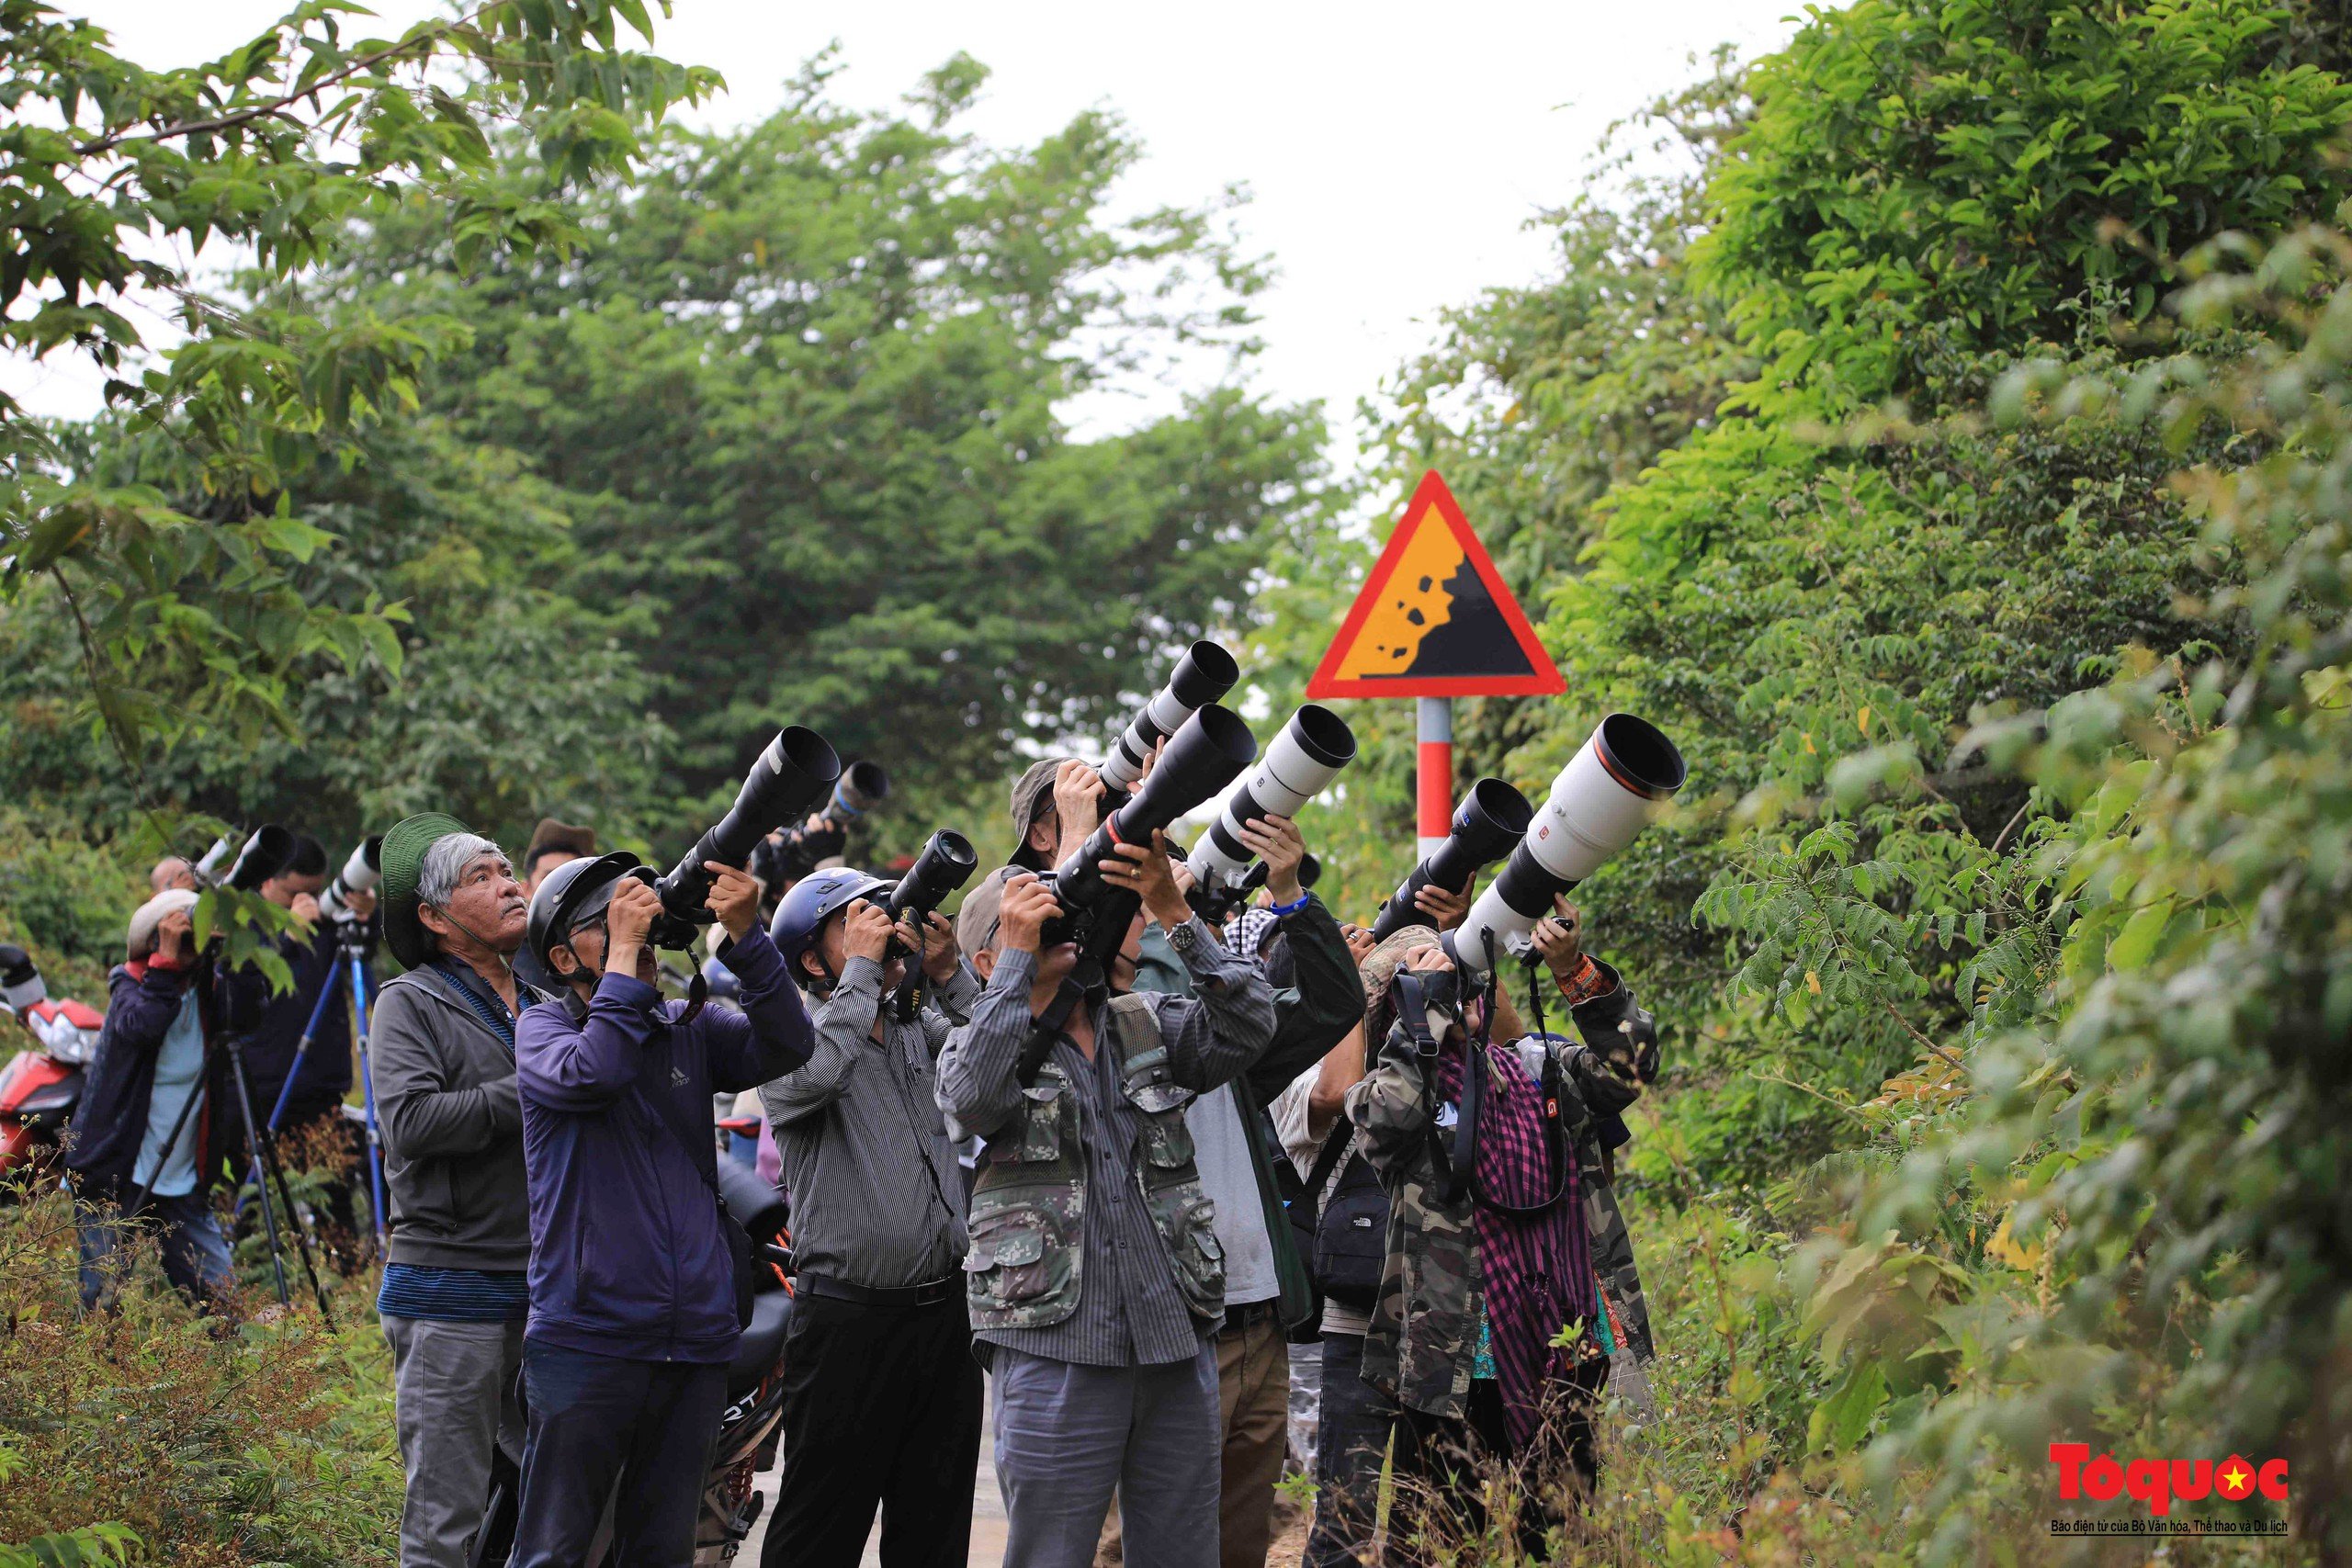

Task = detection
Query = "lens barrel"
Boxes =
[1057,704,1260,912]
[822,760,891,828]
[1098,641,1240,793]
[1185,705,1356,894]
[318,835,384,924]
[1368,778,1533,941]
[223,825,295,892]
[1446,714,1686,980]
[887,829,979,925]
[654,727,843,943]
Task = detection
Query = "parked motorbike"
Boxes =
[471,1153,795,1567]
[0,944,99,1189]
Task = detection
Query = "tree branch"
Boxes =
[73,14,481,160]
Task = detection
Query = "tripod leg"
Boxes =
[223,1042,292,1309]
[351,954,388,1247]
[251,1089,337,1327]
[243,963,343,1207]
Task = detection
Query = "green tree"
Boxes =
[303,56,1333,838]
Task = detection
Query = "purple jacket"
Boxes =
[515,926,812,1363]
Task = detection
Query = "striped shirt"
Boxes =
[376,1262,530,1323]
[936,918,1277,1368]
[760,957,981,1289]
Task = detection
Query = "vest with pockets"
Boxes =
[963,992,1226,1329]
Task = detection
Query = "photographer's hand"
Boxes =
[1531,895,1586,981]
[997,874,1058,955]
[843,900,896,964]
[1100,832,1191,931]
[918,910,959,984]
[1050,760,1101,864]
[290,892,322,930]
[605,876,661,980]
[704,861,763,941]
[153,908,195,970]
[1341,923,1378,965]
[1413,879,1473,931]
[1238,815,1306,904]
[1403,945,1453,975]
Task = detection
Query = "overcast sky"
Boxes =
[20,1,1798,480]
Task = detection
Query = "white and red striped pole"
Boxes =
[1416,696,1453,856]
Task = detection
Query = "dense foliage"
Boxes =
[1271,0,2352,1556]
[14,0,2352,1558]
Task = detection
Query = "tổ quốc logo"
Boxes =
[2049,1444,2289,1538]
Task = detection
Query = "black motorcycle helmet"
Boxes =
[527,851,654,983]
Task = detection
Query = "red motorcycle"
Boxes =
[0,944,100,1188]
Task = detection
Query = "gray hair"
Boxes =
[418,833,506,917]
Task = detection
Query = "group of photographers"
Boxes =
[59,742,1660,1568]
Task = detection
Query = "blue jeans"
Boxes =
[74,1186,233,1312]
[513,1340,729,1568]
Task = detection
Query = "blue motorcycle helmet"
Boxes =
[770,866,895,988]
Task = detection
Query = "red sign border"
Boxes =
[1306,469,1565,699]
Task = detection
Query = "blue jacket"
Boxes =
[65,960,238,1201]
[515,926,813,1363]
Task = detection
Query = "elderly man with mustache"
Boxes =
[368,814,549,1568]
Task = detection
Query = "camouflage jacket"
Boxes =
[1346,957,1657,1421]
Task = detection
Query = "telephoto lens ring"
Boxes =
[1445,714,1686,981]
[1185,705,1356,895]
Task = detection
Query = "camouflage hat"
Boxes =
[1360,925,1444,1045]
[1008,756,1081,872]
[956,865,1023,957]
[380,812,473,970]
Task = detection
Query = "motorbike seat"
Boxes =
[728,1287,791,1393]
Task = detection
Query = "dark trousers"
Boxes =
[1388,1361,1607,1566]
[1304,1333,1397,1568]
[514,1340,729,1568]
[763,1291,983,1568]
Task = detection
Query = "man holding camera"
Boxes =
[936,833,1276,1568]
[759,868,983,1568]
[66,889,237,1313]
[369,817,546,1568]
[510,851,813,1566]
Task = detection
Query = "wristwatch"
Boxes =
[1165,917,1206,957]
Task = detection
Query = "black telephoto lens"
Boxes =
[822,760,891,828]
[1368,778,1533,940]
[225,824,296,892]
[653,727,842,944]
[1057,704,1260,912]
[887,829,979,925]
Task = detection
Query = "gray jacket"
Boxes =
[371,965,540,1270]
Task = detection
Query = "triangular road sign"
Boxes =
[1306,470,1564,699]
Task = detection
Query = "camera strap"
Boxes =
[1405,964,1573,1218]
[1013,977,1084,1089]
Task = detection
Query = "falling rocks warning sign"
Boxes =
[1306,469,1564,699]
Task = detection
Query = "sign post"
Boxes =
[1308,470,1563,853]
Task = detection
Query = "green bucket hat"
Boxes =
[380,812,474,970]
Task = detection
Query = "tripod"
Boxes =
[248,920,388,1248]
[128,953,336,1324]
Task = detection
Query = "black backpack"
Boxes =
[1286,1124,1388,1312]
